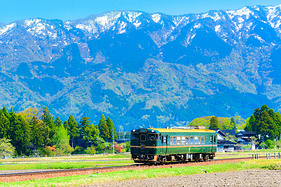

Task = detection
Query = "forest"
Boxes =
[1,104,281,157]
[0,106,127,157]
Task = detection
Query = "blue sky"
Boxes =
[1,0,281,23]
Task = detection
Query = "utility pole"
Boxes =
[112,129,114,155]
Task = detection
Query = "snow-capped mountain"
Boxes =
[1,5,281,129]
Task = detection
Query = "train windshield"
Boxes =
[148,133,159,140]
[131,133,139,140]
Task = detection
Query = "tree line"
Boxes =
[0,106,117,156]
[208,105,281,144]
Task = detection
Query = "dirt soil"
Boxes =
[89,170,281,187]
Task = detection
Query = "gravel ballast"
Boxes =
[90,170,281,187]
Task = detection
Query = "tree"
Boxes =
[79,117,91,137]
[0,113,10,139]
[9,113,30,155]
[0,138,15,158]
[230,117,237,130]
[67,115,79,147]
[51,124,73,155]
[98,114,110,140]
[106,117,117,140]
[209,116,219,130]
[54,117,63,127]
[42,107,56,140]
[18,107,41,124]
[30,116,45,151]
[2,106,10,119]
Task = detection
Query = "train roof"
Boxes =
[132,128,216,133]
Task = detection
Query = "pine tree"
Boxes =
[9,113,30,155]
[98,114,110,140]
[0,113,10,139]
[67,115,79,147]
[2,106,10,119]
[106,117,117,140]
[42,107,56,139]
[230,117,237,130]
[79,117,91,137]
[54,117,63,127]
[30,116,45,151]
[209,116,219,130]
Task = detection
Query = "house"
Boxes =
[236,131,256,150]
[217,140,237,152]
[215,129,237,152]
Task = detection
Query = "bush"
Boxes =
[85,146,96,155]
[38,146,55,157]
[72,146,85,154]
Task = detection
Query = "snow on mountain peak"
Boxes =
[95,12,121,28]
[123,11,142,23]
[0,23,16,35]
[152,14,161,23]
[227,7,252,19]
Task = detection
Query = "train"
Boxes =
[130,126,217,164]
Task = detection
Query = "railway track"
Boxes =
[0,156,267,183]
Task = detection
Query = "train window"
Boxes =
[177,136,181,145]
[173,137,176,145]
[210,136,213,143]
[163,136,167,144]
[140,134,146,142]
[198,137,201,144]
[201,136,205,144]
[190,136,194,144]
[148,133,159,141]
[194,136,198,144]
[139,129,147,133]
[131,133,139,140]
[181,136,185,145]
[185,137,189,145]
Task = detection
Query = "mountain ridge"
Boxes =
[1,5,281,130]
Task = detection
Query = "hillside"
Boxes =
[1,5,281,130]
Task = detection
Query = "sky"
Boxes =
[1,0,281,23]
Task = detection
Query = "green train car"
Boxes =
[130,127,217,164]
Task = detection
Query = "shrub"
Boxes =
[85,146,96,155]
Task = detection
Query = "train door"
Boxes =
[160,135,167,155]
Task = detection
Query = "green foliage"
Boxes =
[230,117,237,130]
[265,139,275,149]
[106,117,117,140]
[42,107,56,140]
[72,146,84,154]
[0,113,10,139]
[38,146,55,157]
[246,105,281,140]
[67,115,80,141]
[55,117,63,127]
[98,114,110,140]
[125,141,130,152]
[9,113,30,155]
[260,142,267,149]
[209,116,219,129]
[0,138,15,158]
[84,146,96,154]
[51,124,73,155]
[30,116,45,149]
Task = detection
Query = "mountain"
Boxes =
[1,5,281,130]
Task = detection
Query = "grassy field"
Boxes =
[1,159,281,187]
[0,153,133,170]
[216,148,281,159]
[1,149,281,170]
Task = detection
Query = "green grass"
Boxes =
[216,149,281,159]
[2,159,281,187]
[0,160,134,170]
